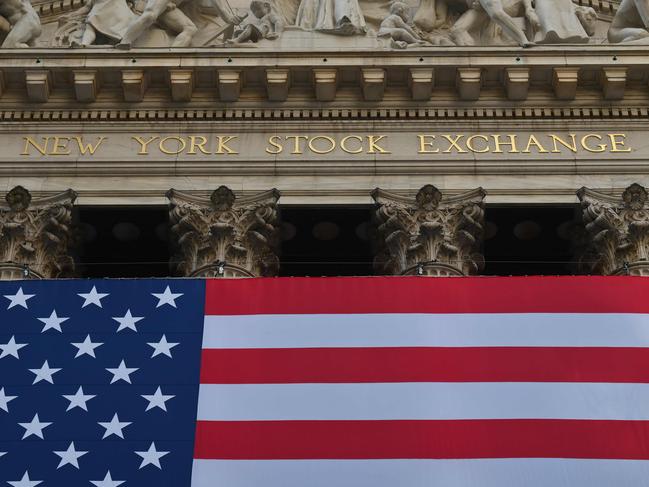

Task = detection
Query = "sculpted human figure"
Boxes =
[0,0,41,48]
[608,0,649,43]
[229,0,284,43]
[450,0,539,46]
[59,0,136,46]
[296,0,366,35]
[378,2,430,48]
[116,0,244,48]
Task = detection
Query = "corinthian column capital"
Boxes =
[167,186,281,277]
[372,185,486,276]
[0,186,77,280]
[577,183,649,276]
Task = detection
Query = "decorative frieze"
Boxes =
[577,183,649,276]
[0,185,76,280]
[372,185,486,276]
[167,186,280,277]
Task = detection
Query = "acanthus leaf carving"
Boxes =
[0,186,77,280]
[372,184,486,276]
[167,186,280,277]
[577,183,649,276]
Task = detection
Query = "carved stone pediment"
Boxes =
[372,185,486,276]
[577,183,649,276]
[167,186,280,277]
[0,186,77,280]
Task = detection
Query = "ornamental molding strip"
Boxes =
[372,185,486,276]
[0,185,77,280]
[167,186,281,278]
[577,182,649,276]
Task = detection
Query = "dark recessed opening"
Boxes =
[75,206,170,278]
[279,206,373,277]
[482,205,579,276]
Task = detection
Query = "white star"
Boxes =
[78,286,109,308]
[54,441,88,469]
[37,310,69,333]
[0,387,17,413]
[112,309,144,332]
[106,360,139,384]
[4,287,35,309]
[90,471,125,487]
[141,387,175,412]
[71,335,103,358]
[29,360,62,384]
[135,442,169,469]
[98,413,131,439]
[18,413,52,439]
[7,471,42,487]
[62,386,96,412]
[152,286,183,308]
[0,451,5,458]
[147,335,179,358]
[0,336,27,359]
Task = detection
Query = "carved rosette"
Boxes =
[167,186,281,278]
[577,183,649,276]
[372,185,486,276]
[0,186,77,280]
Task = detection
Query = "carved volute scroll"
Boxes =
[577,183,649,276]
[167,186,281,278]
[0,185,77,280]
[372,185,486,277]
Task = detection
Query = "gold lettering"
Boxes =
[159,136,187,155]
[492,134,520,153]
[21,136,50,156]
[132,136,160,155]
[308,136,336,154]
[522,134,549,153]
[608,133,631,153]
[188,136,210,155]
[417,135,439,154]
[466,135,490,153]
[51,137,72,156]
[215,136,238,154]
[341,135,363,154]
[74,136,106,155]
[581,133,607,153]
[285,135,308,154]
[442,135,467,153]
[549,134,577,153]
[266,135,283,154]
[367,135,390,154]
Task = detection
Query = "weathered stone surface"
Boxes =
[578,183,649,276]
[0,186,76,280]
[167,186,280,277]
[372,185,486,276]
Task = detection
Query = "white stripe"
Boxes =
[191,458,649,487]
[197,382,649,421]
[202,313,649,349]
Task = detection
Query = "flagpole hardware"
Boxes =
[623,261,630,275]
[22,264,30,278]
[216,261,226,276]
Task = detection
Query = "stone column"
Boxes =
[167,186,281,277]
[577,183,649,276]
[0,186,77,280]
[372,185,486,276]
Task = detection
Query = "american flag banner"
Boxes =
[3,276,649,486]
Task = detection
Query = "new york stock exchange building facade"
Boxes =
[1,0,649,279]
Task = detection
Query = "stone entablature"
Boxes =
[0,185,76,280]
[1,47,649,105]
[167,186,280,277]
[578,183,649,276]
[372,185,486,276]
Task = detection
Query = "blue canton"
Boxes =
[0,279,205,486]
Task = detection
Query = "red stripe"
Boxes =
[204,276,649,315]
[199,347,649,384]
[194,419,649,460]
